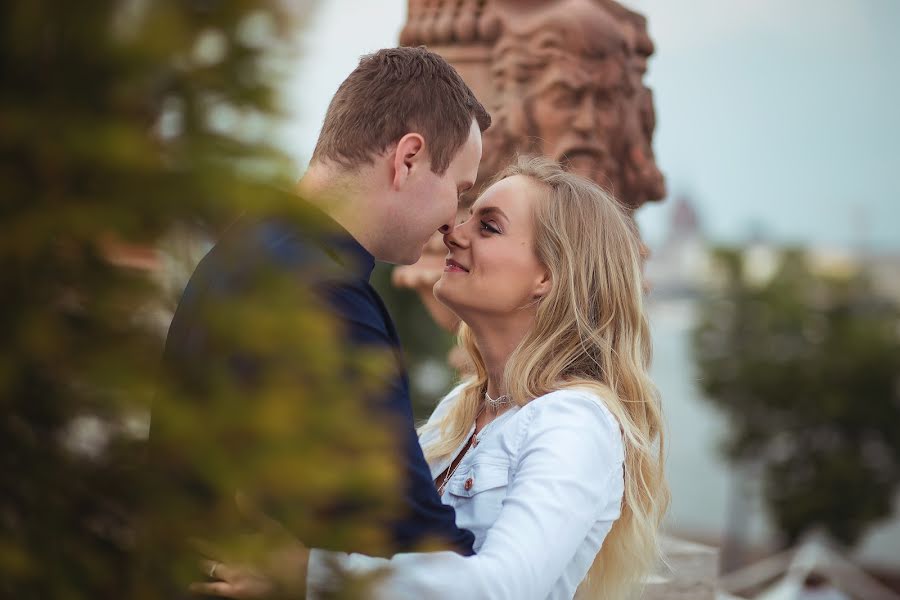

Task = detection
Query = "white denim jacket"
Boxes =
[307,386,625,600]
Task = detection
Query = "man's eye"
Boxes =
[480,220,500,234]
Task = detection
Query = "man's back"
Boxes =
[158,208,475,556]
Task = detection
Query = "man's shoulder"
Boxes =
[191,217,348,292]
[225,217,336,271]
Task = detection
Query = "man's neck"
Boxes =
[297,163,382,259]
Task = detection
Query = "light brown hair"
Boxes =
[311,46,491,175]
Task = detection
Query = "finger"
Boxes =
[201,559,244,583]
[200,559,221,580]
[189,581,239,597]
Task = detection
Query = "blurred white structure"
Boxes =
[719,532,900,600]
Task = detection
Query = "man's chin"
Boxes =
[391,245,424,267]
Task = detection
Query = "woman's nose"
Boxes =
[443,218,470,250]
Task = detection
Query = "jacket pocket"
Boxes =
[446,461,509,498]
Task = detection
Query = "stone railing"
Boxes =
[644,536,723,600]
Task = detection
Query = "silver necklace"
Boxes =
[485,389,513,411]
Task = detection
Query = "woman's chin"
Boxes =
[433,282,451,306]
[434,284,462,313]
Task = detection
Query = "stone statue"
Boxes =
[394,0,665,330]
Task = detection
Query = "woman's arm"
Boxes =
[308,390,625,600]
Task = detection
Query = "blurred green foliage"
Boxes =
[1,1,402,597]
[693,247,900,547]
[370,265,457,420]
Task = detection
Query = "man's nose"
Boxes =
[438,203,461,235]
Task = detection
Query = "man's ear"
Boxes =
[391,133,426,190]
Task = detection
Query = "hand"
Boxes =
[190,559,279,599]
[190,541,310,599]
[189,494,311,599]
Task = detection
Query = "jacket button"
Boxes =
[464,477,473,491]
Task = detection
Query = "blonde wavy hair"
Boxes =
[420,156,669,599]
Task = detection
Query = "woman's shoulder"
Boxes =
[432,381,468,418]
[417,382,472,451]
[418,381,469,438]
[524,386,618,424]
[516,387,624,461]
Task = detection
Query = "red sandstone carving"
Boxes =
[394,0,664,330]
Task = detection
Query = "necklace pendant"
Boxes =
[485,390,512,412]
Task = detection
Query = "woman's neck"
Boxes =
[469,314,534,399]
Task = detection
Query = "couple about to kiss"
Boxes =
[162,46,669,600]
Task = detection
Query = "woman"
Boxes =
[196,156,669,599]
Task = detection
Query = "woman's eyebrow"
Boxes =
[469,205,509,221]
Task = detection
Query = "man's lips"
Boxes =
[445,258,469,273]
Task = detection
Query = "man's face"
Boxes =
[525,62,627,184]
[394,119,483,265]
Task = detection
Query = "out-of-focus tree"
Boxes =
[693,247,900,547]
[1,1,400,598]
[372,264,458,419]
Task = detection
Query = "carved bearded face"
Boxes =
[525,54,627,185]
[485,0,664,210]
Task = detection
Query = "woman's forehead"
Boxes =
[473,175,538,210]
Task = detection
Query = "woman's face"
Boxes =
[434,175,551,321]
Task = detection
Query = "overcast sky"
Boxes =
[277,0,900,251]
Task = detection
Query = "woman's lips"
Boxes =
[445,259,469,273]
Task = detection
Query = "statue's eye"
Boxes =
[595,91,615,109]
[551,87,579,109]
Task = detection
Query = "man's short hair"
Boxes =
[311,46,491,175]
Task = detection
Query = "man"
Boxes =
[159,46,490,570]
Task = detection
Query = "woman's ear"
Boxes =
[533,269,552,299]
[391,133,426,190]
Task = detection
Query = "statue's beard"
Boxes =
[554,141,621,194]
[558,150,609,178]
[482,108,620,192]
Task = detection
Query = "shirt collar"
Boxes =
[327,226,375,282]
[297,199,376,282]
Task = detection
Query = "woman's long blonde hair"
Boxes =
[420,156,669,599]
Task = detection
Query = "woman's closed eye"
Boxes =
[480,220,501,235]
